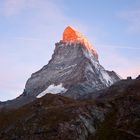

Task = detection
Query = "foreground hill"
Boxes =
[90,77,140,140]
[0,77,140,140]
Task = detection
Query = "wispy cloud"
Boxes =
[2,0,27,16]
[118,9,140,33]
[13,37,44,41]
[97,44,140,79]
[98,44,140,50]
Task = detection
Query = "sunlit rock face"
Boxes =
[63,26,98,59]
[23,26,120,100]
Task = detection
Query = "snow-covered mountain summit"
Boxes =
[24,26,120,99]
[63,26,98,59]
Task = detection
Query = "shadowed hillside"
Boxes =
[0,77,140,140]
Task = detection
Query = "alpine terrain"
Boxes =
[25,26,120,99]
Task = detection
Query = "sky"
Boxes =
[0,0,140,101]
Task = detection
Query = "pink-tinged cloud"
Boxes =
[97,44,140,79]
[117,67,140,79]
[118,9,140,33]
[3,0,27,16]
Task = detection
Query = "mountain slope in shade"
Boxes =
[0,77,140,140]
[24,26,120,99]
[0,94,107,140]
[89,77,140,140]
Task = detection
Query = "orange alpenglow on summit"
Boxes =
[63,26,98,59]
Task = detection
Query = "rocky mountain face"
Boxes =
[24,26,120,99]
[0,76,140,140]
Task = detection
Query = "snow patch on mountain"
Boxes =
[37,84,67,98]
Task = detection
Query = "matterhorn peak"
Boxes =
[24,26,120,100]
[63,26,98,59]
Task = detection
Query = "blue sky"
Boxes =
[0,0,140,101]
